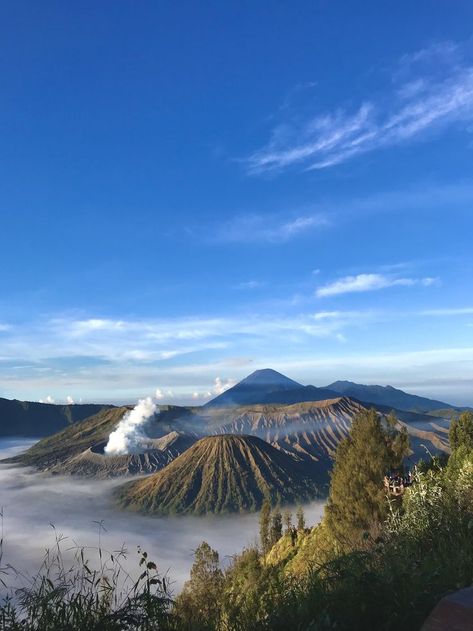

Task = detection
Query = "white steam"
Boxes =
[104,397,158,456]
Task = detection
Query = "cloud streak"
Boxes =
[247,41,473,173]
[212,213,327,244]
[316,273,437,297]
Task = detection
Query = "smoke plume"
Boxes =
[104,397,158,455]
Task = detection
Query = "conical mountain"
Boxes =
[115,434,319,515]
[205,368,302,407]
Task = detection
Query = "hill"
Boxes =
[3,404,195,472]
[46,431,200,478]
[115,434,319,515]
[205,368,301,407]
[326,380,453,413]
[0,397,112,438]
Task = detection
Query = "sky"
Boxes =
[1,1,473,406]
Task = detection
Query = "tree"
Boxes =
[450,412,473,452]
[296,506,305,531]
[270,507,283,546]
[325,409,409,550]
[176,541,223,630]
[259,498,271,554]
[283,510,292,534]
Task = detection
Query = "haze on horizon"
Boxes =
[1,3,473,406]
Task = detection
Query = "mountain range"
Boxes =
[1,368,466,440]
[1,368,461,514]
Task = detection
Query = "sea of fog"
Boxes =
[0,438,325,593]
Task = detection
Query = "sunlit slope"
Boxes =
[115,434,320,515]
[4,406,131,468]
[47,431,200,478]
[4,405,197,475]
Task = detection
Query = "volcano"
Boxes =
[205,368,302,407]
[115,434,320,515]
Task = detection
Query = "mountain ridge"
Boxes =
[326,380,455,413]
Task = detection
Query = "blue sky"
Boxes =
[1,1,473,405]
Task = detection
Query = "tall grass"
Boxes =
[0,515,175,630]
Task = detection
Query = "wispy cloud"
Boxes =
[212,213,327,244]
[247,41,473,173]
[235,280,263,290]
[420,307,473,316]
[316,273,437,297]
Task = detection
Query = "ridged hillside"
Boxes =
[209,397,366,463]
[115,434,319,515]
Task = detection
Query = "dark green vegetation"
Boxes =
[3,410,473,629]
[172,410,473,631]
[325,411,409,549]
[115,434,320,515]
[0,397,111,438]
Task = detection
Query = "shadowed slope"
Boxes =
[116,434,319,515]
[327,380,453,413]
[0,397,112,438]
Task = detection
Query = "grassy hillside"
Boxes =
[115,434,320,515]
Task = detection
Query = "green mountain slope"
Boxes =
[115,434,320,515]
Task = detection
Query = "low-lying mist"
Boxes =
[0,438,325,593]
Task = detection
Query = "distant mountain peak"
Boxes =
[239,368,301,387]
[205,368,302,408]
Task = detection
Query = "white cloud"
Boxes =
[39,395,55,404]
[213,213,327,244]
[66,395,74,405]
[213,376,235,395]
[247,41,473,173]
[420,307,473,316]
[315,273,430,297]
[236,280,263,290]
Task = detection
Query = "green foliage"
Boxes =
[259,498,271,554]
[269,508,282,547]
[176,542,223,630]
[449,411,473,451]
[325,409,409,549]
[295,505,305,531]
[283,510,292,534]
[173,458,473,631]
